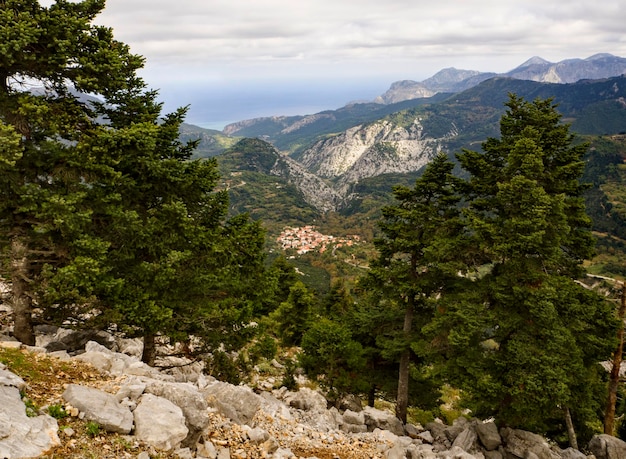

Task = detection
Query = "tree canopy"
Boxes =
[0,0,266,364]
[434,94,617,437]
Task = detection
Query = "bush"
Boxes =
[300,317,366,398]
[249,334,278,362]
[205,350,241,385]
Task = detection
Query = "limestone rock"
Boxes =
[0,385,60,459]
[144,379,209,447]
[283,387,327,412]
[343,408,365,426]
[560,447,587,459]
[452,425,478,452]
[134,393,189,451]
[0,367,26,390]
[363,406,405,436]
[74,341,165,379]
[62,383,133,434]
[202,380,262,426]
[475,421,502,451]
[500,427,560,459]
[588,434,626,459]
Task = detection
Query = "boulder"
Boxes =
[134,393,189,451]
[407,443,438,459]
[73,341,167,379]
[115,378,147,402]
[62,383,133,434]
[258,391,293,420]
[500,428,560,459]
[452,425,478,453]
[440,445,479,458]
[242,425,270,444]
[363,406,405,436]
[202,380,262,425]
[426,421,449,445]
[404,423,422,439]
[0,385,60,458]
[0,367,26,390]
[144,379,209,447]
[283,387,327,412]
[588,434,626,459]
[560,447,587,459]
[35,325,115,352]
[343,408,365,426]
[445,417,469,442]
[475,421,502,451]
[337,394,363,412]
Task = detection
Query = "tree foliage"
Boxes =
[357,152,466,422]
[434,94,617,436]
[0,1,267,364]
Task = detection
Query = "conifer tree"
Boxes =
[361,152,466,423]
[441,94,617,438]
[0,1,267,363]
[0,0,143,344]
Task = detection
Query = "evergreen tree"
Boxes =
[300,317,366,400]
[361,153,466,422]
[269,281,316,346]
[441,94,617,438]
[0,0,143,344]
[0,1,268,364]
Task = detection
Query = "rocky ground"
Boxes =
[0,338,391,459]
[2,328,626,459]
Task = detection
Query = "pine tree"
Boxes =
[0,1,268,363]
[361,152,466,422]
[444,94,617,438]
[0,0,143,344]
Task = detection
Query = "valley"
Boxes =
[194,70,626,294]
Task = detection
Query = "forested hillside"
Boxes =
[2,2,626,457]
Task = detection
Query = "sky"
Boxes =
[61,0,626,129]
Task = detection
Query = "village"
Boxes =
[276,225,361,255]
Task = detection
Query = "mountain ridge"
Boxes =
[373,53,626,106]
[217,75,626,214]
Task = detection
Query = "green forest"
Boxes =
[1,0,626,451]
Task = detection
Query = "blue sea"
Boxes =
[155,78,390,131]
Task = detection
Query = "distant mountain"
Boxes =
[505,53,626,83]
[215,75,626,215]
[179,123,238,158]
[375,54,626,105]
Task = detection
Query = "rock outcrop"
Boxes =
[0,366,60,458]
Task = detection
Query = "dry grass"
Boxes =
[0,346,176,458]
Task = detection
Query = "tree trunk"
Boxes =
[605,283,626,435]
[396,301,414,424]
[368,384,376,407]
[142,331,156,366]
[10,238,35,345]
[564,406,578,450]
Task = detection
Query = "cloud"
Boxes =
[96,0,625,75]
[38,0,626,126]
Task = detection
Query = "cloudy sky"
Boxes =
[87,0,626,129]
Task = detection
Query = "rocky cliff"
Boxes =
[298,118,454,196]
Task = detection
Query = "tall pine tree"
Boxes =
[440,94,617,439]
[0,0,143,344]
[361,152,466,422]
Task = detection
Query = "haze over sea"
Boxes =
[155,78,391,131]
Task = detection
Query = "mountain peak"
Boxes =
[516,56,552,69]
[586,53,616,61]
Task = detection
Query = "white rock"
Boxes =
[133,393,188,451]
